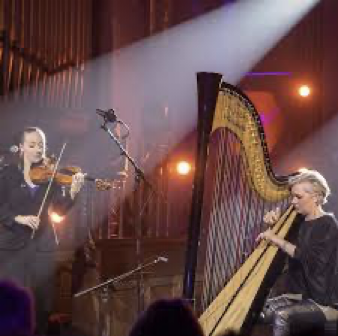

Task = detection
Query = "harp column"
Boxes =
[182,72,222,302]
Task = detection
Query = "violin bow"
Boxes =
[31,142,67,242]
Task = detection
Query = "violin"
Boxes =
[29,160,113,191]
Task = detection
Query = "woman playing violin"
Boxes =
[0,126,85,335]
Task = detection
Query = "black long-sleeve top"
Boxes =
[0,163,74,251]
[286,214,338,307]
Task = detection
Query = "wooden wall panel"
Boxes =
[0,0,92,110]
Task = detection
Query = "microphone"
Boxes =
[96,109,117,123]
[157,256,169,263]
[9,145,19,153]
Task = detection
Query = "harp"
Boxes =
[183,72,298,335]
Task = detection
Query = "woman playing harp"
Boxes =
[257,169,338,336]
[187,74,338,336]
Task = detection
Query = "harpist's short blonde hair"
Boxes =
[289,169,331,205]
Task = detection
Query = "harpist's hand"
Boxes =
[263,207,281,226]
[256,229,276,244]
[256,228,295,257]
[15,215,40,230]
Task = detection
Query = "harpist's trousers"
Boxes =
[261,296,327,336]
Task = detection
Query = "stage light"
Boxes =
[176,161,192,176]
[298,85,311,97]
[49,212,64,223]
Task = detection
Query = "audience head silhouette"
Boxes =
[128,298,205,336]
[0,280,35,336]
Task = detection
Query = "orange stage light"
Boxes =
[298,85,311,97]
[176,161,192,176]
[49,212,64,223]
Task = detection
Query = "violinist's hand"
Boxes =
[263,207,281,226]
[15,215,40,230]
[70,172,86,199]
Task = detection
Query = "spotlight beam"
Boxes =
[107,0,319,162]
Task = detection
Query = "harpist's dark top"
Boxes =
[287,214,338,307]
[0,163,74,251]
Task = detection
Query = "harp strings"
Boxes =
[200,91,289,312]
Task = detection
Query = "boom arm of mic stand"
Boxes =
[74,257,162,298]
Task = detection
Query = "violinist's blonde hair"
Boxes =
[21,127,46,144]
[289,169,331,205]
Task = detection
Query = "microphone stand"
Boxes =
[99,117,156,194]
[97,111,167,316]
[74,257,166,336]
